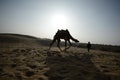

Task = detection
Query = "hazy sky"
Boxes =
[0,0,120,45]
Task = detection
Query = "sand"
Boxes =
[0,34,120,80]
[0,46,120,80]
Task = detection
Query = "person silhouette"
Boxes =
[87,42,91,52]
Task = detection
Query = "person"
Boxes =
[87,42,91,52]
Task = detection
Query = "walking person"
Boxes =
[87,42,91,52]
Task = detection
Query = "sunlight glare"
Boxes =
[50,13,69,29]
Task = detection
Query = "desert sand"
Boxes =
[0,34,120,80]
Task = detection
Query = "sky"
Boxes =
[0,0,120,45]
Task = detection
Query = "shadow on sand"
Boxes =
[45,51,110,80]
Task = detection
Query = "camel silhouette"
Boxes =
[49,29,79,51]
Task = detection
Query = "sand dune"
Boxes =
[0,34,120,80]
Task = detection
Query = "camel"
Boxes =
[49,29,79,51]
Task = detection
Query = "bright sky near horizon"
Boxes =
[0,0,120,45]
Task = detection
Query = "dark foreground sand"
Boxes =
[0,46,120,80]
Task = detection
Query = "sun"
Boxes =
[50,13,69,29]
[52,14,67,24]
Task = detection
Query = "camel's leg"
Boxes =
[64,40,67,51]
[49,38,56,50]
[65,40,67,48]
[66,40,71,49]
[57,39,62,51]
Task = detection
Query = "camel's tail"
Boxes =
[70,36,79,43]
